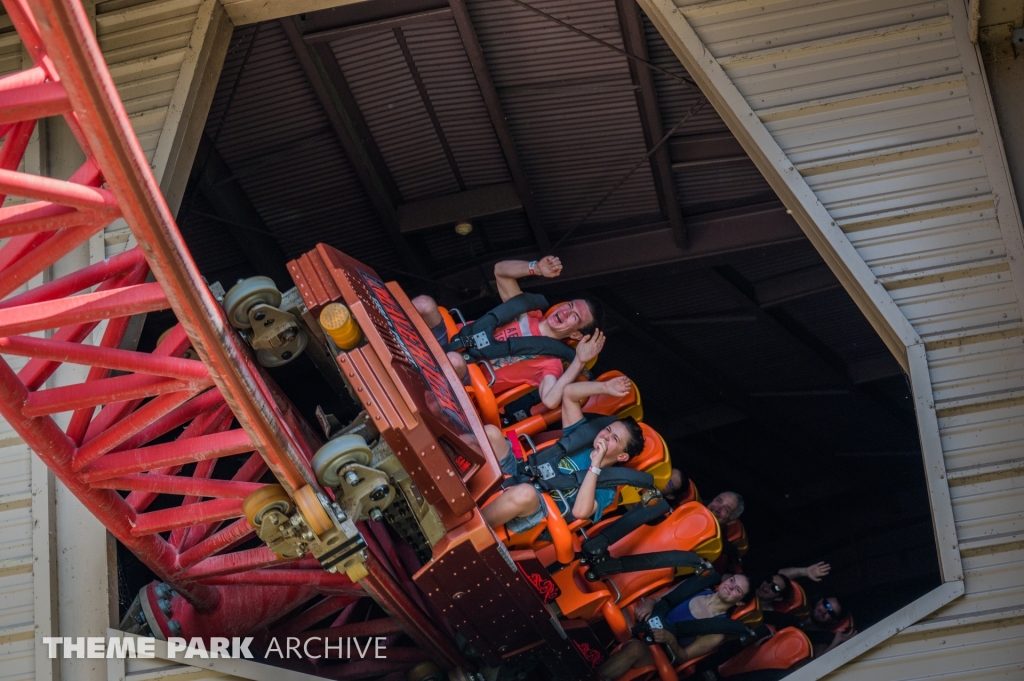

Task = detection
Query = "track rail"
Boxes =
[0,0,463,671]
[0,0,322,608]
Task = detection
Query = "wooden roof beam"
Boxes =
[398,183,521,233]
[448,0,551,251]
[616,0,687,247]
[280,17,429,276]
[754,263,842,308]
[439,201,803,292]
[302,7,453,42]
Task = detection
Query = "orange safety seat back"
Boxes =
[436,306,462,340]
[775,579,809,618]
[626,423,665,472]
[609,597,677,681]
[828,612,855,634]
[677,479,700,506]
[724,520,749,557]
[495,383,539,410]
[464,362,500,428]
[608,621,674,681]
[731,596,763,629]
[499,419,662,563]
[586,370,643,421]
[551,557,615,621]
[718,627,812,677]
[549,502,722,630]
[601,503,723,610]
[497,492,578,563]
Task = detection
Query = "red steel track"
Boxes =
[0,0,463,673]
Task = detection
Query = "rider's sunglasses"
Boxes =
[822,600,836,618]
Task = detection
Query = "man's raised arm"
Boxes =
[494,255,563,302]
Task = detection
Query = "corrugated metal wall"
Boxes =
[641,0,1024,678]
[0,2,224,678]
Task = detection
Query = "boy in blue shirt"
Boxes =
[481,375,645,533]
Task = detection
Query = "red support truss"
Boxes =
[0,0,463,672]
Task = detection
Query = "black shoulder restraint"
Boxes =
[578,499,713,580]
[503,414,654,494]
[442,292,577,365]
[652,572,755,641]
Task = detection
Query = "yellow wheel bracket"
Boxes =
[345,562,369,583]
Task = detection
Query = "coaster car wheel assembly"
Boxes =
[222,277,307,367]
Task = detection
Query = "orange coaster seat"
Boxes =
[677,479,700,505]
[437,305,463,340]
[494,434,616,564]
[774,579,809,618]
[465,362,500,427]
[724,520,749,557]
[438,307,628,436]
[604,502,723,601]
[585,370,644,422]
[718,627,812,677]
[548,503,724,642]
[498,420,672,564]
[611,594,676,681]
[614,591,761,681]
[828,612,855,634]
[675,597,762,678]
[494,492,578,564]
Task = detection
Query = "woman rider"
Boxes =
[597,574,752,680]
